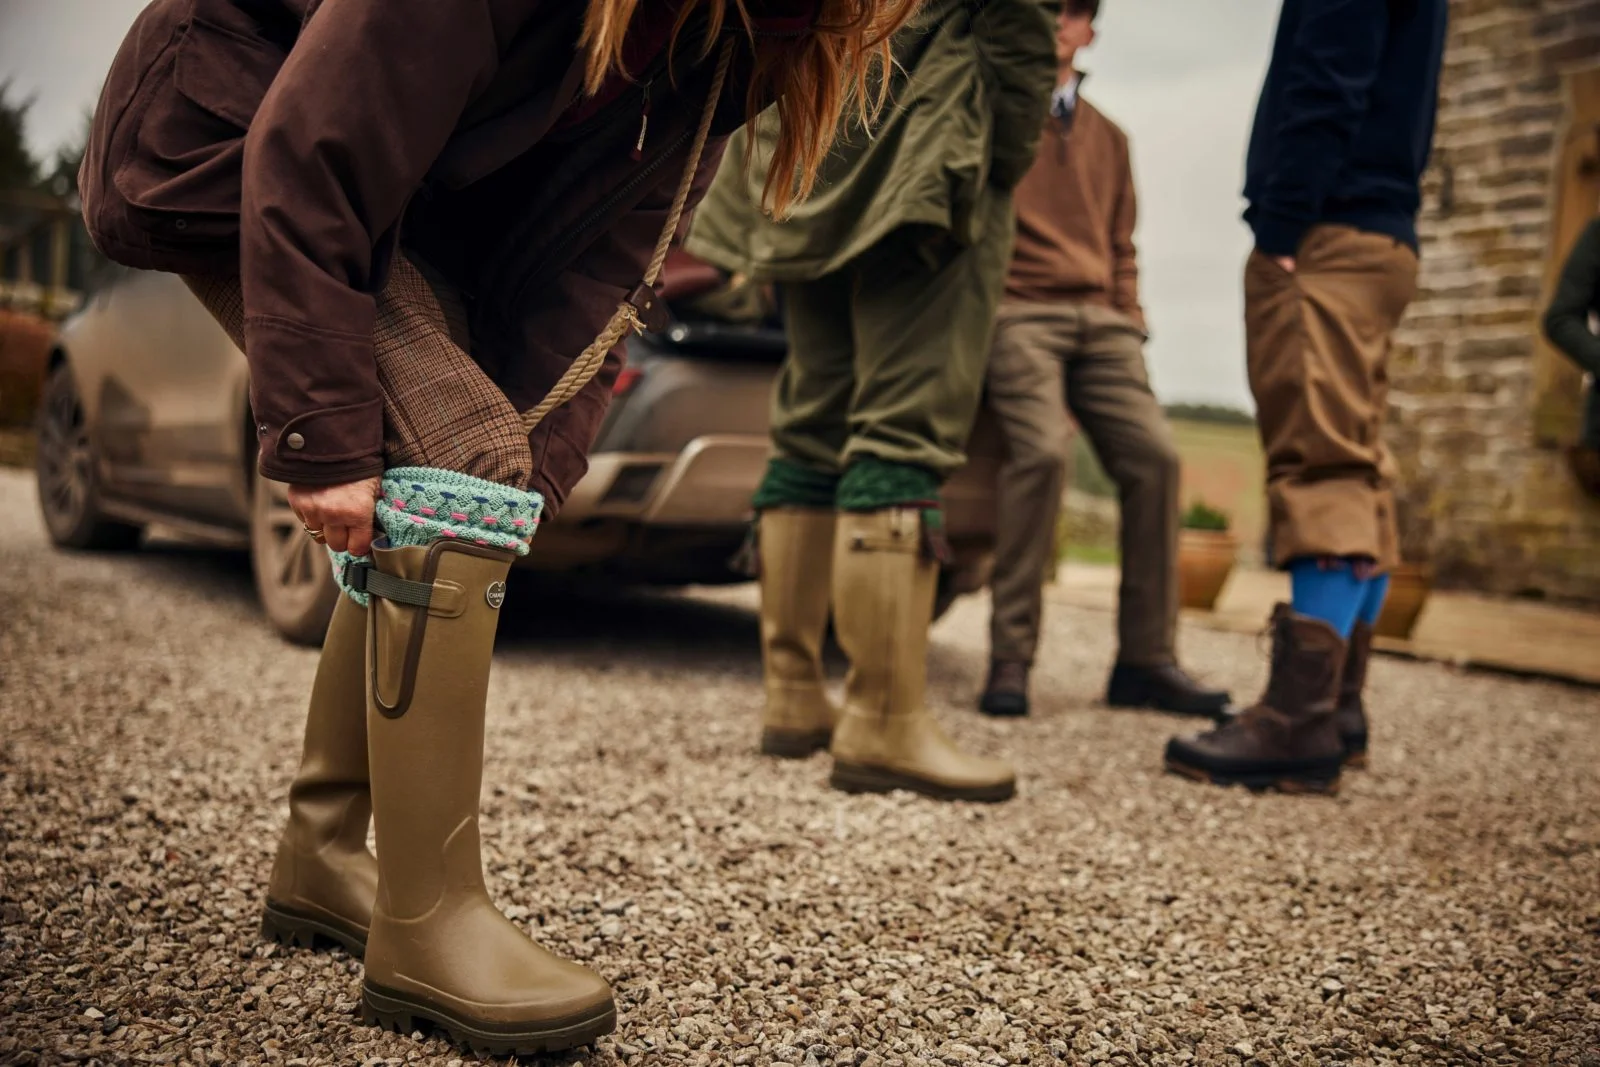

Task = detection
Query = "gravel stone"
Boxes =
[1,466,1598,1065]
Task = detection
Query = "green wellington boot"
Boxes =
[261,593,378,956]
[359,540,615,1056]
[758,507,839,757]
[828,508,1016,803]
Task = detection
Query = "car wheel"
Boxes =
[250,468,339,646]
[34,362,142,551]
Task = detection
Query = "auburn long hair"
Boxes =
[580,0,923,216]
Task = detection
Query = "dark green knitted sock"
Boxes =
[836,456,941,511]
[751,457,840,511]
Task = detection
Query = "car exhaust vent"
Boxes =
[601,463,664,505]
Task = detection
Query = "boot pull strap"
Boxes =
[343,560,433,608]
[520,38,737,433]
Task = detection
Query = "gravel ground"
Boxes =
[2,467,1598,1066]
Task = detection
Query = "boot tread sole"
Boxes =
[976,694,1029,718]
[830,761,1015,803]
[261,899,367,957]
[1164,757,1341,796]
[759,727,833,759]
[1106,693,1231,717]
[362,980,616,1055]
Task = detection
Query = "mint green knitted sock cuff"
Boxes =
[330,467,543,604]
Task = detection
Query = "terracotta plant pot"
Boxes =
[1178,529,1237,611]
[0,310,56,427]
[1375,562,1432,640]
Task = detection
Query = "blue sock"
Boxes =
[1288,558,1365,638]
[1356,572,1391,627]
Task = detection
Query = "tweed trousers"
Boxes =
[185,256,534,490]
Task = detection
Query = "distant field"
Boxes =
[1171,418,1265,558]
[1064,416,1265,564]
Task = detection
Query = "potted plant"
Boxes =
[1178,500,1236,611]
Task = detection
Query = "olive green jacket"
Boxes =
[686,0,1058,281]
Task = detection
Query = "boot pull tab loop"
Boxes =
[343,560,434,608]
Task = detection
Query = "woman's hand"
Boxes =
[289,476,383,556]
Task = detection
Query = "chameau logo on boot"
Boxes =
[485,581,506,609]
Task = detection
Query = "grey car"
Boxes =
[35,268,1002,643]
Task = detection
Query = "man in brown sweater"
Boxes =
[978,0,1229,719]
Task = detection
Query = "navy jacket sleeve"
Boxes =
[1251,0,1388,257]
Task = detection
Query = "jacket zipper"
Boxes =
[502,14,775,309]
[633,83,652,161]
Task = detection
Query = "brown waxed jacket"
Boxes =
[80,0,807,507]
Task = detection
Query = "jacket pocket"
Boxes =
[109,10,287,246]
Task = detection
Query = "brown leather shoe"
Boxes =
[1106,662,1231,717]
[261,593,378,957]
[1164,605,1346,795]
[977,660,1030,718]
[1337,621,1374,768]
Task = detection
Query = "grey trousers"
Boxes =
[985,301,1181,666]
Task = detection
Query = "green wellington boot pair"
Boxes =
[261,541,614,1057]
[757,507,1015,803]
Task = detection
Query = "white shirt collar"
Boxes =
[1051,73,1082,119]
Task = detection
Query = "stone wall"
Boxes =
[1388,0,1600,604]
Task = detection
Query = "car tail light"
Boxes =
[613,367,643,397]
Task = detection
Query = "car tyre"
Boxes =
[35,362,143,551]
[251,467,340,646]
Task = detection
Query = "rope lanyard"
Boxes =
[521,38,737,432]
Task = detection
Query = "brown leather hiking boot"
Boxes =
[1106,662,1232,717]
[829,509,1016,803]
[757,508,838,757]
[361,542,615,1056]
[977,660,1030,718]
[261,593,377,957]
[1164,605,1346,795]
[1337,621,1374,768]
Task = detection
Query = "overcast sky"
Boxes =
[0,0,1279,409]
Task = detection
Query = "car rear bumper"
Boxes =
[558,434,769,528]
